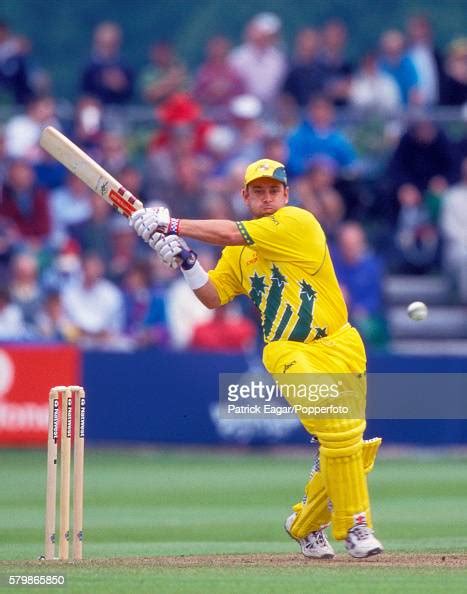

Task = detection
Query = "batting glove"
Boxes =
[151,234,198,270]
[130,207,180,237]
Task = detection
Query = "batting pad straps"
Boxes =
[181,260,209,290]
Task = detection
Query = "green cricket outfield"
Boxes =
[0,449,466,593]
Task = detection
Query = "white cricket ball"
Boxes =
[407,301,428,321]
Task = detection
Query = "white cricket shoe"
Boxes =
[345,523,384,558]
[285,513,335,559]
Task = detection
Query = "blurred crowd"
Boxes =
[0,13,466,351]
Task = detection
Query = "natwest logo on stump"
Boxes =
[0,345,80,446]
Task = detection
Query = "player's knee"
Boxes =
[317,420,366,457]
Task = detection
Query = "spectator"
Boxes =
[263,134,289,166]
[393,183,439,273]
[4,96,58,161]
[282,28,327,108]
[424,175,449,225]
[171,157,210,219]
[440,38,467,106]
[193,36,244,119]
[0,217,18,276]
[386,116,456,192]
[146,144,208,218]
[41,241,81,293]
[203,124,237,176]
[229,12,286,108]
[0,20,32,104]
[69,194,112,260]
[49,174,93,248]
[319,19,353,106]
[287,96,357,177]
[0,160,50,242]
[293,157,345,241]
[151,93,212,156]
[219,161,250,219]
[332,222,387,346]
[148,250,178,291]
[379,30,420,105]
[3,96,65,190]
[146,135,193,204]
[72,95,104,154]
[118,164,145,202]
[3,95,64,190]
[81,22,133,105]
[0,285,26,340]
[441,157,467,303]
[139,41,187,105]
[227,94,265,164]
[35,289,77,342]
[350,52,401,113]
[201,190,234,222]
[406,14,444,106]
[122,262,169,347]
[61,252,125,348]
[34,150,68,191]
[190,303,256,353]
[9,251,43,332]
[198,94,267,187]
[166,249,215,349]
[145,94,213,204]
[107,215,139,284]
[98,131,130,177]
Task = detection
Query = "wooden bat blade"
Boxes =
[39,126,143,217]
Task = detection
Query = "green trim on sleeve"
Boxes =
[236,221,254,246]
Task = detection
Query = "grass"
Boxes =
[0,449,466,593]
[1,566,464,594]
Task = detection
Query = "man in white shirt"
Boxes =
[62,252,124,347]
[350,52,401,112]
[229,12,286,109]
[4,96,58,161]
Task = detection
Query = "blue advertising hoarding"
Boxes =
[83,349,467,445]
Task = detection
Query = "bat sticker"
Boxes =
[100,180,109,196]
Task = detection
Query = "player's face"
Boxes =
[242,179,289,218]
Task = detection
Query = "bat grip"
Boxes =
[178,248,197,270]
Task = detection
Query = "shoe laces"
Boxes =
[350,524,373,541]
[307,530,327,548]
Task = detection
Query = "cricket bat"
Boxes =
[39,126,144,218]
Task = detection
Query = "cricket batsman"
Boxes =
[130,158,384,559]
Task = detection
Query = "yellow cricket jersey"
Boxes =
[208,206,348,344]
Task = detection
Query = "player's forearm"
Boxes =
[177,257,221,309]
[178,219,245,246]
[193,279,221,309]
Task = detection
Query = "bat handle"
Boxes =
[178,248,197,270]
